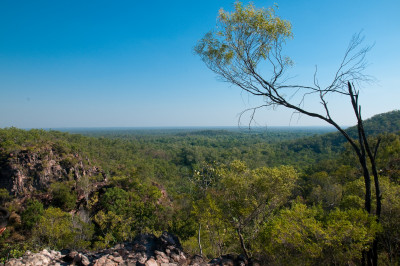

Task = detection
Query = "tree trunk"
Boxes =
[198,223,203,256]
[350,87,374,265]
[356,101,381,266]
[237,227,249,259]
[365,141,381,266]
[358,152,373,266]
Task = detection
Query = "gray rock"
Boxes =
[145,258,158,266]
[3,232,256,265]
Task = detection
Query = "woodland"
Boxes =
[0,110,400,265]
[0,2,399,265]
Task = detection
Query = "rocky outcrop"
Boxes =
[4,232,258,266]
[0,146,104,196]
[4,249,63,266]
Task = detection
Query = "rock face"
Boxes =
[0,146,104,196]
[3,232,258,266]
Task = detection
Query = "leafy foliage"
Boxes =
[261,202,380,265]
[0,110,399,262]
[49,182,77,211]
[21,199,44,230]
[195,1,292,75]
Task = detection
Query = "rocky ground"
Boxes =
[3,232,257,266]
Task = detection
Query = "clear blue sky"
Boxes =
[0,0,399,128]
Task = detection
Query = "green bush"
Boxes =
[49,182,77,211]
[21,199,44,230]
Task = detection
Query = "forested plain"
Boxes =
[0,110,400,265]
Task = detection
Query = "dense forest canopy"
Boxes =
[0,110,400,264]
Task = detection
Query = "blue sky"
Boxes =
[0,0,399,128]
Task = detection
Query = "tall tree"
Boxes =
[195,2,381,264]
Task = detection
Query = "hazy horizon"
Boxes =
[18,125,339,130]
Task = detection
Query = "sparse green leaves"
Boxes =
[195,1,292,75]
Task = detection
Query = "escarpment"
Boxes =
[0,144,105,196]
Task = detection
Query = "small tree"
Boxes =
[190,162,221,256]
[192,161,298,258]
[216,161,298,258]
[33,207,75,249]
[195,2,381,264]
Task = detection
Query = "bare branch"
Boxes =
[238,105,270,129]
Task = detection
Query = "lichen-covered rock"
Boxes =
[4,232,256,265]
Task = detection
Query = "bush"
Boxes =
[49,182,77,211]
[21,199,44,230]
